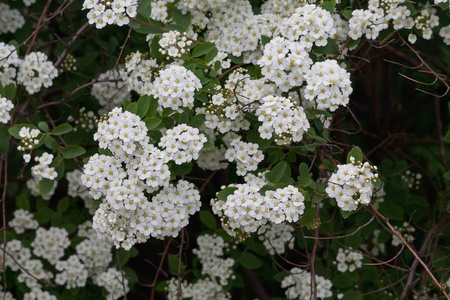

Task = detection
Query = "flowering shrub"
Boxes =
[0,0,449,299]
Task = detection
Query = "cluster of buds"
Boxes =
[68,107,96,132]
[401,170,421,190]
[59,54,77,73]
[17,127,41,163]
[158,30,193,59]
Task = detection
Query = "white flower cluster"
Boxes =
[149,0,174,21]
[17,52,58,94]
[159,124,207,165]
[410,7,439,41]
[335,247,364,272]
[281,268,333,299]
[224,138,264,176]
[303,59,352,112]
[326,157,378,211]
[0,291,14,300]
[8,209,39,234]
[95,268,129,300]
[159,30,193,58]
[119,51,158,95]
[31,152,58,180]
[17,126,41,160]
[196,146,228,171]
[0,42,20,86]
[258,223,295,255]
[255,95,310,145]
[67,107,96,132]
[153,64,202,112]
[23,288,57,300]
[23,0,37,6]
[76,221,113,276]
[31,227,70,264]
[392,222,415,246]
[439,24,450,45]
[167,234,234,300]
[278,4,336,48]
[0,96,13,124]
[212,181,305,238]
[258,36,313,92]
[402,170,422,190]
[82,0,138,29]
[0,3,25,34]
[92,69,131,115]
[55,255,88,289]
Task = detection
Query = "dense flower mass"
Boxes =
[82,0,138,28]
[0,96,13,124]
[92,69,131,114]
[335,247,364,272]
[0,42,20,86]
[282,268,333,299]
[0,3,25,34]
[17,52,58,94]
[326,157,378,211]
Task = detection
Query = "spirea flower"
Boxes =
[17,52,58,94]
[224,137,264,176]
[55,255,88,288]
[281,267,333,299]
[159,124,207,164]
[258,223,295,255]
[31,152,58,180]
[119,51,158,95]
[8,209,39,234]
[326,156,378,211]
[95,268,129,300]
[31,227,70,264]
[335,247,364,272]
[0,96,13,124]
[0,42,21,86]
[82,0,138,29]
[152,64,202,112]
[159,30,193,58]
[303,59,352,112]
[0,3,25,34]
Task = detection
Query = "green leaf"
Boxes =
[147,95,159,116]
[270,161,288,183]
[204,47,219,64]
[332,274,353,288]
[60,223,77,235]
[143,117,162,130]
[16,194,30,210]
[340,209,353,219]
[3,83,16,100]
[132,21,165,35]
[238,252,262,269]
[189,114,205,128]
[170,163,192,175]
[8,124,37,139]
[347,146,364,163]
[52,123,73,136]
[38,122,49,132]
[171,8,191,30]
[342,291,362,300]
[321,0,336,13]
[117,248,131,265]
[314,38,337,55]
[192,42,216,58]
[40,179,54,196]
[125,102,137,114]
[44,135,58,151]
[0,125,9,154]
[199,210,217,229]
[444,129,450,143]
[136,95,151,118]
[61,145,86,159]
[35,207,54,224]
[57,197,70,213]
[139,0,152,18]
[379,202,404,221]
[342,9,352,20]
[261,35,272,46]
[167,254,180,274]
[300,206,316,229]
[217,187,238,201]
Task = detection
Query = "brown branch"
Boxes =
[151,238,173,300]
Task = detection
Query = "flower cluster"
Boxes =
[335,247,364,272]
[95,268,129,300]
[224,137,264,176]
[196,146,228,171]
[255,95,310,144]
[55,255,88,289]
[31,152,58,180]
[66,170,95,213]
[258,36,312,92]
[440,25,450,45]
[58,53,77,73]
[82,0,138,29]
[159,30,193,58]
[402,170,421,190]
[152,64,202,112]
[0,96,13,124]
[212,179,305,238]
[0,3,25,34]
[8,209,39,234]
[31,227,70,264]
[303,59,352,112]
[23,288,57,300]
[17,126,41,163]
[167,234,234,300]
[326,157,378,211]
[26,176,58,200]
[68,107,96,132]
[159,124,207,164]
[392,222,415,246]
[0,42,20,86]
[92,69,131,115]
[17,52,58,94]
[281,268,333,299]
[258,223,295,255]
[120,51,159,95]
